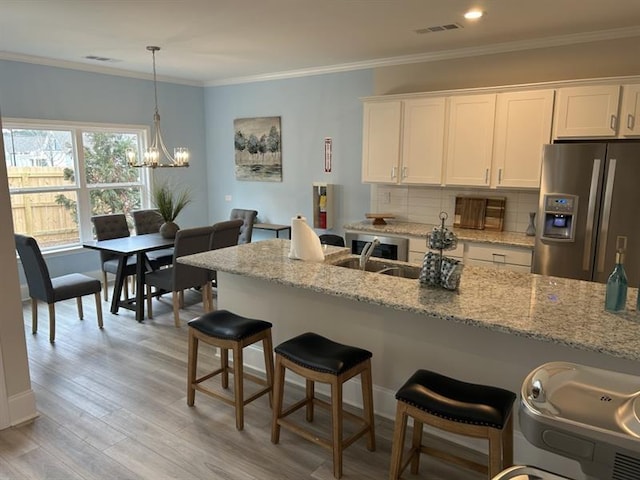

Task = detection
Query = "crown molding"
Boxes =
[204,26,640,87]
[2,26,640,88]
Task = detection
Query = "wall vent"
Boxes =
[415,23,463,34]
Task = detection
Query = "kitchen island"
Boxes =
[180,239,639,478]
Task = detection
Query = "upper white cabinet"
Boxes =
[553,85,621,138]
[362,98,446,184]
[620,84,640,137]
[401,97,446,184]
[445,94,496,187]
[491,89,554,189]
[361,100,402,183]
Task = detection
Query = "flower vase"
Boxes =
[160,221,179,239]
[525,212,536,236]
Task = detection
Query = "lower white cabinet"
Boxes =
[408,237,464,264]
[465,243,532,273]
[408,237,532,273]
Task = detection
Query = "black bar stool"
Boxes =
[187,309,274,430]
[389,369,516,479]
[271,332,376,479]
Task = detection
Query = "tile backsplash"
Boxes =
[371,185,539,233]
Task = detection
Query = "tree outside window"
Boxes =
[4,122,148,249]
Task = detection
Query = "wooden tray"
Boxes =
[365,213,395,225]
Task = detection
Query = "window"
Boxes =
[4,119,150,250]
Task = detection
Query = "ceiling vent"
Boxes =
[415,23,463,34]
[84,55,119,62]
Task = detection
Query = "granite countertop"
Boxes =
[344,220,535,249]
[180,239,640,362]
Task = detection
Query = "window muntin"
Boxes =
[4,121,149,250]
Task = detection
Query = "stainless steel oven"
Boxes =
[344,232,409,262]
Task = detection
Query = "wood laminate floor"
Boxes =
[1,290,487,479]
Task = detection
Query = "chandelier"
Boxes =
[126,46,189,168]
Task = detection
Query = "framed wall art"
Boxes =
[233,116,282,182]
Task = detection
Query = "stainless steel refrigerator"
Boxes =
[533,142,640,287]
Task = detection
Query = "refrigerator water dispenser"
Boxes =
[541,194,578,241]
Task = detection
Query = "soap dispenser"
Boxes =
[605,237,628,313]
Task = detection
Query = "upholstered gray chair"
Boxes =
[91,213,138,302]
[15,234,103,343]
[229,208,258,244]
[145,226,215,327]
[209,219,244,289]
[319,234,345,247]
[132,209,174,267]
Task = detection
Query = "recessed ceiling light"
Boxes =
[464,9,484,20]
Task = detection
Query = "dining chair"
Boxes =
[229,208,258,244]
[208,219,244,294]
[319,234,345,247]
[15,234,103,343]
[145,226,215,327]
[91,213,137,302]
[132,208,174,267]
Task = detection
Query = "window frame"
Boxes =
[4,117,153,252]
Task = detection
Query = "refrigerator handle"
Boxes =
[583,159,601,271]
[597,159,617,273]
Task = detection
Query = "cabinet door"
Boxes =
[445,94,496,186]
[553,85,620,138]
[492,90,554,189]
[620,84,640,137]
[401,97,446,185]
[362,101,402,183]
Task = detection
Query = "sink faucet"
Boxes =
[359,237,380,270]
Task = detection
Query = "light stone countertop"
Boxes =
[180,239,640,363]
[344,221,535,249]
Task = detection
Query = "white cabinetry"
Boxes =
[408,237,464,264]
[362,98,446,184]
[553,85,621,138]
[465,243,532,273]
[620,84,640,137]
[445,94,496,187]
[361,101,402,183]
[401,97,446,184]
[491,90,554,189]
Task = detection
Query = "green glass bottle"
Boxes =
[605,250,628,312]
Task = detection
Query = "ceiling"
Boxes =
[2,0,640,86]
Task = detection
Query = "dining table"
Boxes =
[83,233,175,322]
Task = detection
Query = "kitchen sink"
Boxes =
[332,257,421,279]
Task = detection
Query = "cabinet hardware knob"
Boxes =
[610,114,617,131]
[628,114,635,130]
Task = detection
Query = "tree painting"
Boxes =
[233,117,282,181]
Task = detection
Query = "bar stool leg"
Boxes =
[410,419,424,474]
[233,345,244,430]
[389,403,408,480]
[488,428,502,478]
[271,355,286,443]
[331,379,343,479]
[221,348,229,389]
[503,413,514,467]
[262,334,274,407]
[306,379,314,422]
[361,360,376,451]
[187,330,198,406]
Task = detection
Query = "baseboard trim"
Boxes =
[8,389,38,427]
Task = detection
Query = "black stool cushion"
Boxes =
[188,310,272,341]
[396,369,516,429]
[275,332,372,375]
